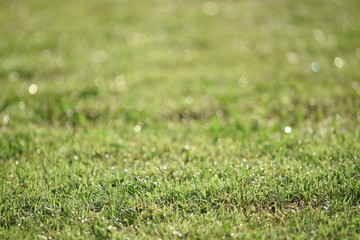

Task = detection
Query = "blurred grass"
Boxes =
[0,0,359,239]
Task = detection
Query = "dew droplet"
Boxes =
[29,84,38,95]
[286,52,299,64]
[108,225,117,231]
[3,114,10,124]
[66,109,74,117]
[134,125,142,132]
[334,57,344,68]
[313,29,325,42]
[311,62,320,72]
[284,126,292,133]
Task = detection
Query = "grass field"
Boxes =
[1,0,360,239]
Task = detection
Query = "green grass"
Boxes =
[1,0,360,239]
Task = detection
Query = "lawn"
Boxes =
[0,0,359,239]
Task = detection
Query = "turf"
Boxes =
[0,0,360,239]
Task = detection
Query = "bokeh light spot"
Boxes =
[334,57,344,68]
[203,2,219,16]
[284,126,292,133]
[134,125,142,132]
[311,62,320,72]
[29,84,38,95]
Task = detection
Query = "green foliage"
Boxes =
[0,0,359,239]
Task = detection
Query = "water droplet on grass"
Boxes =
[334,57,344,68]
[92,50,108,63]
[311,62,320,72]
[66,109,74,117]
[3,114,10,124]
[59,146,67,153]
[284,126,292,133]
[216,110,224,118]
[108,225,117,231]
[313,29,325,42]
[173,230,182,237]
[29,84,38,95]
[134,125,142,132]
[286,52,299,64]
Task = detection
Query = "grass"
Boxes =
[0,0,359,239]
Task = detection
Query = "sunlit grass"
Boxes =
[0,0,359,239]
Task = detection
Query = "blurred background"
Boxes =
[0,0,359,146]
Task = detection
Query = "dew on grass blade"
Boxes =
[334,57,344,68]
[284,126,292,133]
[29,84,38,95]
[108,225,117,231]
[311,62,320,72]
[173,230,182,237]
[59,146,67,153]
[3,114,10,124]
[134,125,142,132]
[286,52,299,64]
[66,109,74,117]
